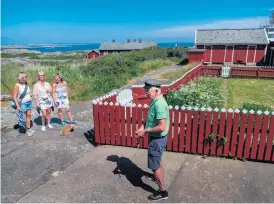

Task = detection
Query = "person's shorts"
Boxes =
[20,100,32,112]
[147,135,167,171]
[39,99,52,110]
[56,98,70,109]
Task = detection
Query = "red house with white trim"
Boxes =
[188,28,270,65]
[87,49,100,59]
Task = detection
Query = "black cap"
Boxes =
[144,79,162,88]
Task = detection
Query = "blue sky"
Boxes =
[1,0,273,44]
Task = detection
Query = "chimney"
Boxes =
[133,39,136,42]
[127,39,130,43]
[139,39,142,43]
[112,39,115,43]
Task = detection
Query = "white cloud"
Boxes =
[144,17,269,38]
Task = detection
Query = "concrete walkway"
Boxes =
[15,146,274,203]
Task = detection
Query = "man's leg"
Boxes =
[153,161,165,191]
[147,138,168,201]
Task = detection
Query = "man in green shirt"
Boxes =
[136,79,169,201]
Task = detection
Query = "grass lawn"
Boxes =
[165,76,274,110]
[226,78,274,109]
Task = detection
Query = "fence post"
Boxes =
[167,105,174,151]
[250,110,263,159]
[243,110,255,159]
[173,105,180,152]
[179,106,187,152]
[230,109,240,157]
[264,112,274,161]
[257,111,270,160]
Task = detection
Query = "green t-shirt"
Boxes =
[145,94,170,137]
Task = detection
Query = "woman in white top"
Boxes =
[52,72,76,124]
[13,72,36,136]
[33,71,54,131]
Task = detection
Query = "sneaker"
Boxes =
[148,190,168,201]
[60,121,65,125]
[26,129,35,137]
[48,124,54,129]
[70,120,77,124]
[41,126,46,131]
[28,128,36,134]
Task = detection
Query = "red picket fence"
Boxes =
[93,102,274,162]
[131,65,274,105]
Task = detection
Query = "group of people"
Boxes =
[13,73,169,201]
[13,71,76,136]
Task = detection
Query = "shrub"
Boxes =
[165,77,225,108]
[241,103,273,112]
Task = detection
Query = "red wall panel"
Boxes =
[247,46,256,63]
[233,45,247,63]
[188,52,204,63]
[255,45,266,63]
[211,45,225,63]
[204,46,211,62]
[225,46,233,62]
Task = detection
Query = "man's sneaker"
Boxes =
[48,124,54,129]
[60,121,65,125]
[148,190,168,201]
[41,126,46,131]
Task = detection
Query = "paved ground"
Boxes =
[13,146,274,203]
[1,102,94,203]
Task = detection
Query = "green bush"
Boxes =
[241,103,273,112]
[80,48,187,94]
[165,77,225,108]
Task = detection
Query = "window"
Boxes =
[104,51,108,55]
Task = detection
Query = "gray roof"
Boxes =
[99,40,157,51]
[196,28,269,45]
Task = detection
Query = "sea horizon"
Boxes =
[1,42,194,53]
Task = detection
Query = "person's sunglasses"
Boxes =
[144,86,151,92]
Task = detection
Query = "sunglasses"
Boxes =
[144,86,151,92]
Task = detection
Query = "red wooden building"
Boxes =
[86,49,100,59]
[86,39,157,59]
[98,39,157,56]
[188,28,269,65]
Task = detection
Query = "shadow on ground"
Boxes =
[107,155,155,193]
[84,128,97,146]
[34,117,61,126]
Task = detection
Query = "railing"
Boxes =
[92,102,274,162]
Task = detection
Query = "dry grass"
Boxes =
[157,62,200,80]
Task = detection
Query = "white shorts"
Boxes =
[56,98,70,109]
[39,98,53,110]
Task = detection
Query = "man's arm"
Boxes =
[136,118,166,137]
[145,119,166,133]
